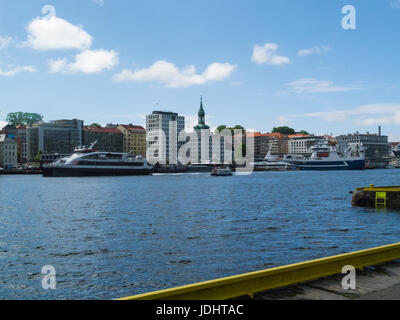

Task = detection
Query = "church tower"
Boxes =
[194,96,210,130]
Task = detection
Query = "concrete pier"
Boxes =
[119,243,400,300]
[352,185,400,210]
[255,260,400,300]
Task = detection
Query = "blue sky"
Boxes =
[1,0,400,140]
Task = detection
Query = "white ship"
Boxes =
[42,141,153,177]
[283,141,365,170]
[251,147,295,171]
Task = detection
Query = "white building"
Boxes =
[288,135,325,155]
[146,111,185,164]
[0,134,18,170]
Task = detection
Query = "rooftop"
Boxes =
[118,124,146,132]
[84,126,122,134]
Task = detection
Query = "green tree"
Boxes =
[89,123,101,127]
[216,125,245,134]
[216,125,227,133]
[297,130,309,135]
[6,112,43,126]
[33,150,42,162]
[272,126,296,135]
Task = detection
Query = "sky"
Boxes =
[1,0,400,140]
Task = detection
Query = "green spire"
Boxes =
[194,96,210,130]
[198,96,205,117]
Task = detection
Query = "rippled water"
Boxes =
[1,170,400,299]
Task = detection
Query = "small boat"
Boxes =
[211,167,233,176]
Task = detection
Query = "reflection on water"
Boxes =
[1,170,400,299]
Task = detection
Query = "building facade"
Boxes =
[26,119,83,161]
[84,126,123,153]
[0,134,18,169]
[288,135,325,155]
[253,132,270,160]
[146,111,185,164]
[117,125,146,156]
[1,124,27,163]
[336,131,391,168]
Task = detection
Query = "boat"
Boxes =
[211,167,233,176]
[283,140,365,170]
[393,144,400,158]
[250,147,296,171]
[42,141,153,177]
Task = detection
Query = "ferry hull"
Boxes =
[42,166,154,177]
[290,159,365,171]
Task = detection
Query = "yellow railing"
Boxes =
[360,185,400,192]
[118,242,400,300]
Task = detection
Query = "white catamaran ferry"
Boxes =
[42,141,153,177]
[283,141,365,171]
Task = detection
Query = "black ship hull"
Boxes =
[43,166,153,177]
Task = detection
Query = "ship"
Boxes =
[211,167,233,176]
[250,147,295,171]
[283,141,365,170]
[393,144,400,158]
[42,141,153,177]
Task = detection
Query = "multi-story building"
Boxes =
[336,129,391,168]
[253,132,270,160]
[288,135,325,156]
[249,132,289,160]
[146,111,185,164]
[0,134,18,169]
[268,133,289,156]
[16,125,27,162]
[84,126,123,153]
[26,119,83,161]
[117,124,146,156]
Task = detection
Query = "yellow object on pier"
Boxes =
[375,192,387,209]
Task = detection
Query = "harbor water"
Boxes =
[1,170,400,300]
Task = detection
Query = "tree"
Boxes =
[216,125,227,133]
[6,112,43,126]
[216,125,245,134]
[272,126,296,135]
[33,150,42,162]
[89,123,101,127]
[297,130,309,135]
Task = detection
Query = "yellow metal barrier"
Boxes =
[361,184,400,192]
[118,242,400,300]
[376,192,387,209]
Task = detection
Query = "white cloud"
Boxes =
[92,0,104,5]
[390,0,400,9]
[113,60,237,88]
[286,103,400,126]
[26,16,93,50]
[277,116,289,126]
[287,78,361,94]
[251,43,290,66]
[49,49,119,74]
[0,35,12,49]
[298,45,330,57]
[0,65,36,77]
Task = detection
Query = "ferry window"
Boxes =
[83,154,99,160]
